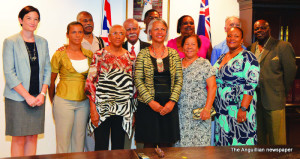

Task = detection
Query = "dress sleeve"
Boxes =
[50,51,61,73]
[242,51,260,96]
[169,49,183,102]
[3,39,22,89]
[85,50,102,103]
[134,49,154,104]
[203,59,216,80]
[42,40,51,86]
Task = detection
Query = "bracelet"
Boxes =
[40,92,46,97]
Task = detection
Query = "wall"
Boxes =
[0,0,239,157]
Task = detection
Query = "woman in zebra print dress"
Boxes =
[85,25,137,150]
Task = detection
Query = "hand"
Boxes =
[200,107,211,120]
[24,95,37,107]
[237,109,247,123]
[148,100,163,113]
[160,101,175,116]
[56,45,67,52]
[36,94,45,106]
[90,112,100,127]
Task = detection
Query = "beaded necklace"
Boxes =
[24,42,37,62]
[152,45,165,72]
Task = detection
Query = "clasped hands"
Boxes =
[25,94,45,107]
[149,100,175,116]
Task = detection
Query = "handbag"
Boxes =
[192,107,216,120]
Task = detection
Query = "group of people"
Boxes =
[2,5,297,157]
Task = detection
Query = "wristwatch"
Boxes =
[240,106,247,111]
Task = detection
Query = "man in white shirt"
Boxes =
[123,19,151,57]
[139,9,160,42]
[122,18,150,149]
[210,16,245,65]
[77,11,105,53]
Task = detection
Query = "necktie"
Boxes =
[131,45,136,57]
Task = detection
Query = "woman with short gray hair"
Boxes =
[135,18,183,148]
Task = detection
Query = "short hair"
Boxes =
[144,9,159,20]
[225,16,242,27]
[147,18,169,41]
[229,27,244,38]
[181,34,201,49]
[76,11,93,21]
[18,6,40,26]
[177,15,193,34]
[109,25,126,34]
[67,21,83,34]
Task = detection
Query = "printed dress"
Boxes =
[175,57,216,147]
[85,48,136,137]
[213,50,259,146]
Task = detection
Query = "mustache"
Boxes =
[84,24,93,28]
[128,33,137,37]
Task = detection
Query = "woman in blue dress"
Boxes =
[213,27,260,146]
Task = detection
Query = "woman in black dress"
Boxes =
[134,18,183,148]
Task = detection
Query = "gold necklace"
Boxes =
[24,42,37,62]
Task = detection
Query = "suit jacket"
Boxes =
[3,33,51,101]
[249,37,297,110]
[122,39,151,54]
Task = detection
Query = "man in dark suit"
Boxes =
[249,20,297,145]
[123,19,151,58]
[122,18,150,149]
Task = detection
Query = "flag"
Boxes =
[197,0,211,40]
[101,0,112,45]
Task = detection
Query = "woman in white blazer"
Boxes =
[2,6,51,157]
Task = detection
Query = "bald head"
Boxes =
[108,25,126,47]
[254,19,270,43]
[224,16,241,32]
[254,20,269,28]
[123,19,140,45]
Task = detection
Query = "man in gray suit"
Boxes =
[249,20,297,145]
[122,18,150,149]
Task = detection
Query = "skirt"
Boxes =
[135,101,180,143]
[5,97,45,136]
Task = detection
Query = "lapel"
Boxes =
[250,41,257,53]
[139,40,145,50]
[34,35,43,69]
[122,41,128,50]
[260,37,276,62]
[17,33,30,68]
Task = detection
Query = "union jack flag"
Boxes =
[197,0,211,40]
[101,0,112,45]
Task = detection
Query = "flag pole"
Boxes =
[100,0,105,36]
